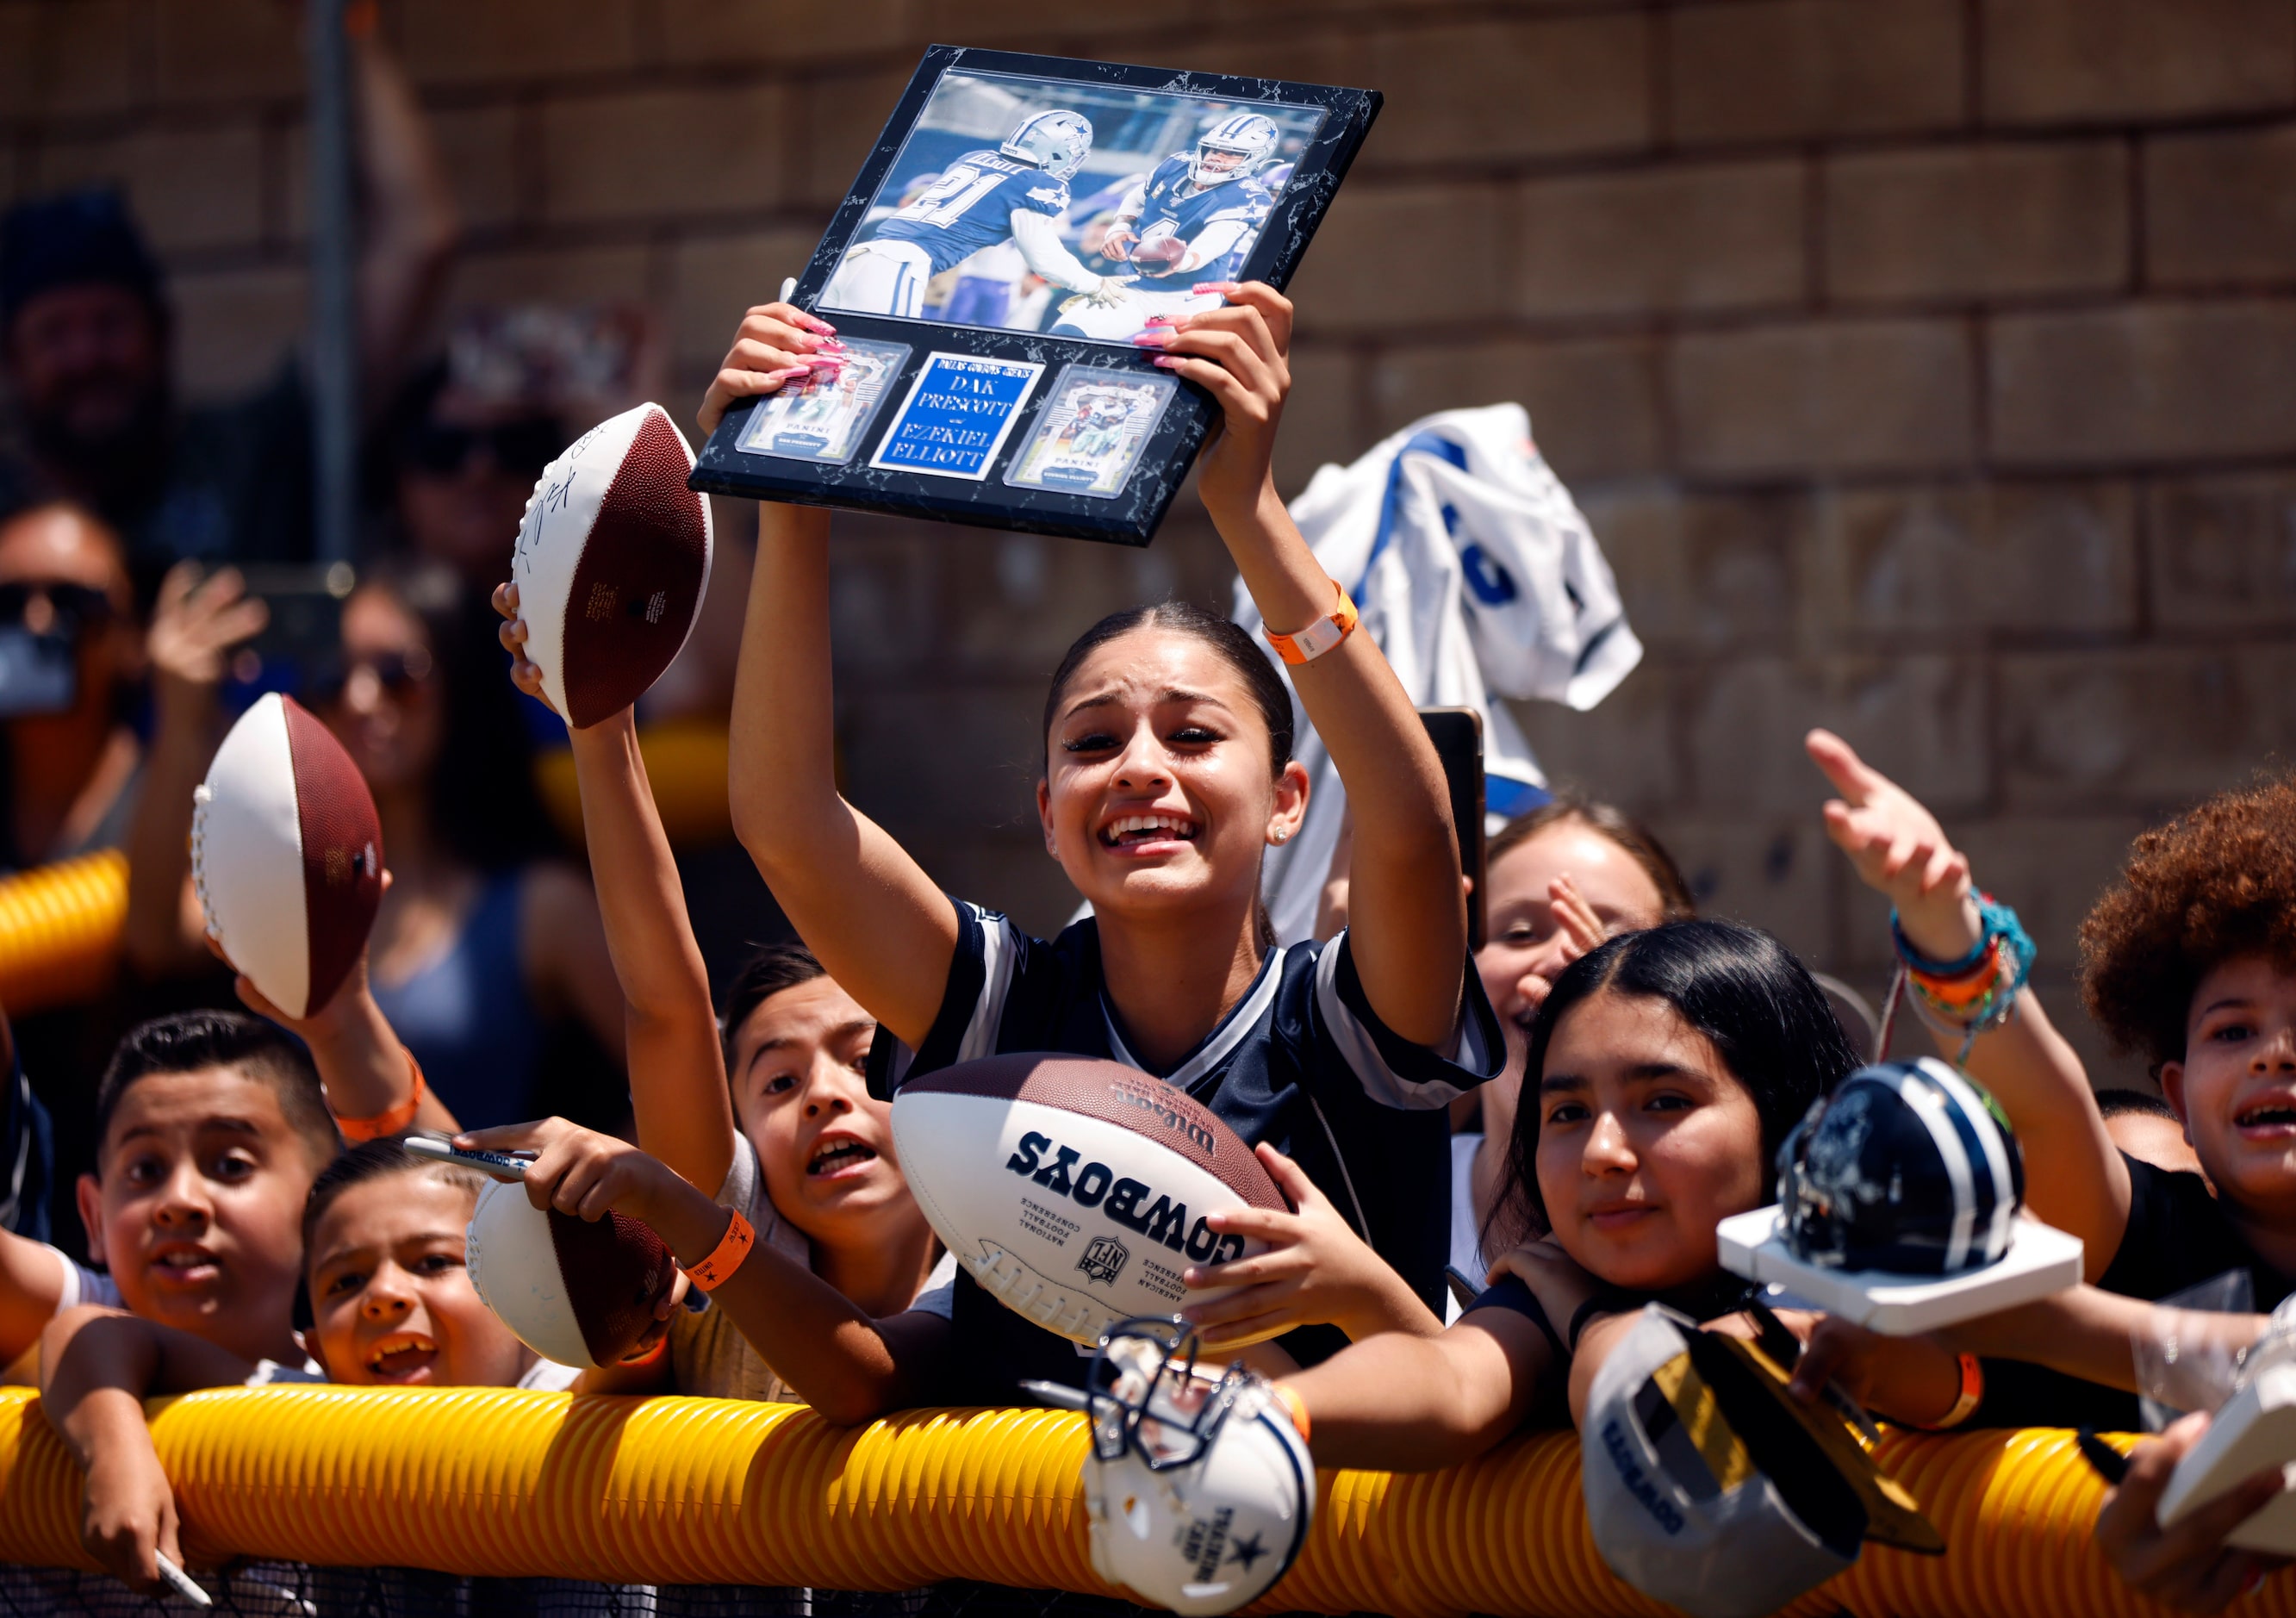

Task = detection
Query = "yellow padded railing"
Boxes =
[0,849,127,1016]
[0,1385,2280,1617]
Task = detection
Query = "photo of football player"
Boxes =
[1050,112,1282,342]
[822,109,1131,320]
[1005,368,1176,497]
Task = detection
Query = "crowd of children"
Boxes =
[1,280,2288,1615]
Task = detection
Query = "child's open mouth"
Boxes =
[366,1333,439,1380]
[2237,1099,2296,1136]
[147,1245,221,1287]
[808,1139,878,1179]
[1098,813,1199,849]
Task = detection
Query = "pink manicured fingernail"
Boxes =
[802,314,837,335]
[1131,332,1169,346]
[1152,355,1181,369]
[1197,282,1241,296]
[820,338,848,352]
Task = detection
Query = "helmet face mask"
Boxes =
[1080,1316,1315,1616]
[1189,113,1279,187]
[1779,1058,2025,1277]
[1086,1317,1241,1472]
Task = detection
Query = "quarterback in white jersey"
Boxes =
[824,109,1131,321]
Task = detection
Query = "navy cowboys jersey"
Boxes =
[1129,154,1275,287]
[868,899,1505,1403]
[867,150,1071,275]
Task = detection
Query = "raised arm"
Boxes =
[351,23,457,408]
[461,1117,950,1422]
[233,946,459,1138]
[492,599,735,1188]
[711,306,957,1051]
[1154,286,1465,1047]
[120,564,266,977]
[1807,729,2128,1273]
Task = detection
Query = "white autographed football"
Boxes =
[512,401,712,729]
[191,693,383,1018]
[890,1053,1290,1346]
[465,1179,679,1371]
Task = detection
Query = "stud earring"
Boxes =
[1271,828,1289,844]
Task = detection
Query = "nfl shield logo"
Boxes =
[1077,1235,1129,1286]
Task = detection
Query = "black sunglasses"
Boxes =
[308,649,433,706]
[405,417,564,479]
[0,581,115,631]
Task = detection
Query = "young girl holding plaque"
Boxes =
[669,283,1503,1410]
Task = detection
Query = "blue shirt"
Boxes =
[1126,155,1274,288]
[867,151,1071,276]
[368,874,543,1130]
[869,899,1505,1400]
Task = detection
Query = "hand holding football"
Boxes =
[511,401,712,730]
[192,693,383,1020]
[891,1053,1291,1346]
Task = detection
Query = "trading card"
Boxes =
[736,338,911,464]
[869,351,1046,480]
[1003,365,1177,498]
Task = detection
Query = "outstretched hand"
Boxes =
[696,302,844,439]
[1806,727,1980,963]
[1134,283,1292,520]
[2094,1412,2291,1612]
[1181,1143,1439,1349]
[147,562,267,711]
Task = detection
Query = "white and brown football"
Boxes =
[889,1053,1290,1346]
[466,1179,679,1371]
[511,401,712,729]
[191,693,384,1019]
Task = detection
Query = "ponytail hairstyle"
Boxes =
[1041,601,1297,949]
[1484,919,1860,1254]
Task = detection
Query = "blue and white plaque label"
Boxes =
[869,352,1045,481]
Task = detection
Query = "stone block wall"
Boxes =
[11,0,2296,1084]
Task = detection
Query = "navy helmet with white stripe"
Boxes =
[1777,1057,2025,1276]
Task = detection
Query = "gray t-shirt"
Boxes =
[667,1134,952,1402]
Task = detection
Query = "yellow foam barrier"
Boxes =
[0,849,127,1016]
[0,1386,2284,1616]
[536,719,734,852]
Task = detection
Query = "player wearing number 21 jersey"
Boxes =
[822,109,1128,320]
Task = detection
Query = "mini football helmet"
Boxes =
[1003,109,1095,181]
[1191,113,1279,185]
[1069,1318,1313,1616]
[1778,1057,2024,1276]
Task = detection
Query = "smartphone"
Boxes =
[0,624,77,719]
[1419,707,1486,950]
[220,563,357,700]
[403,1134,533,1183]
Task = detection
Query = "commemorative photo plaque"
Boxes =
[689,45,1380,546]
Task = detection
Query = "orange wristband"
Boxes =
[1263,578,1359,666]
[1919,1354,1984,1431]
[334,1049,426,1143]
[682,1210,755,1292]
[1270,1380,1310,1444]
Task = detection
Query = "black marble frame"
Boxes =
[688,44,1380,547]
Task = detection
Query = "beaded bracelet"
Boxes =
[1877,894,2035,1067]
